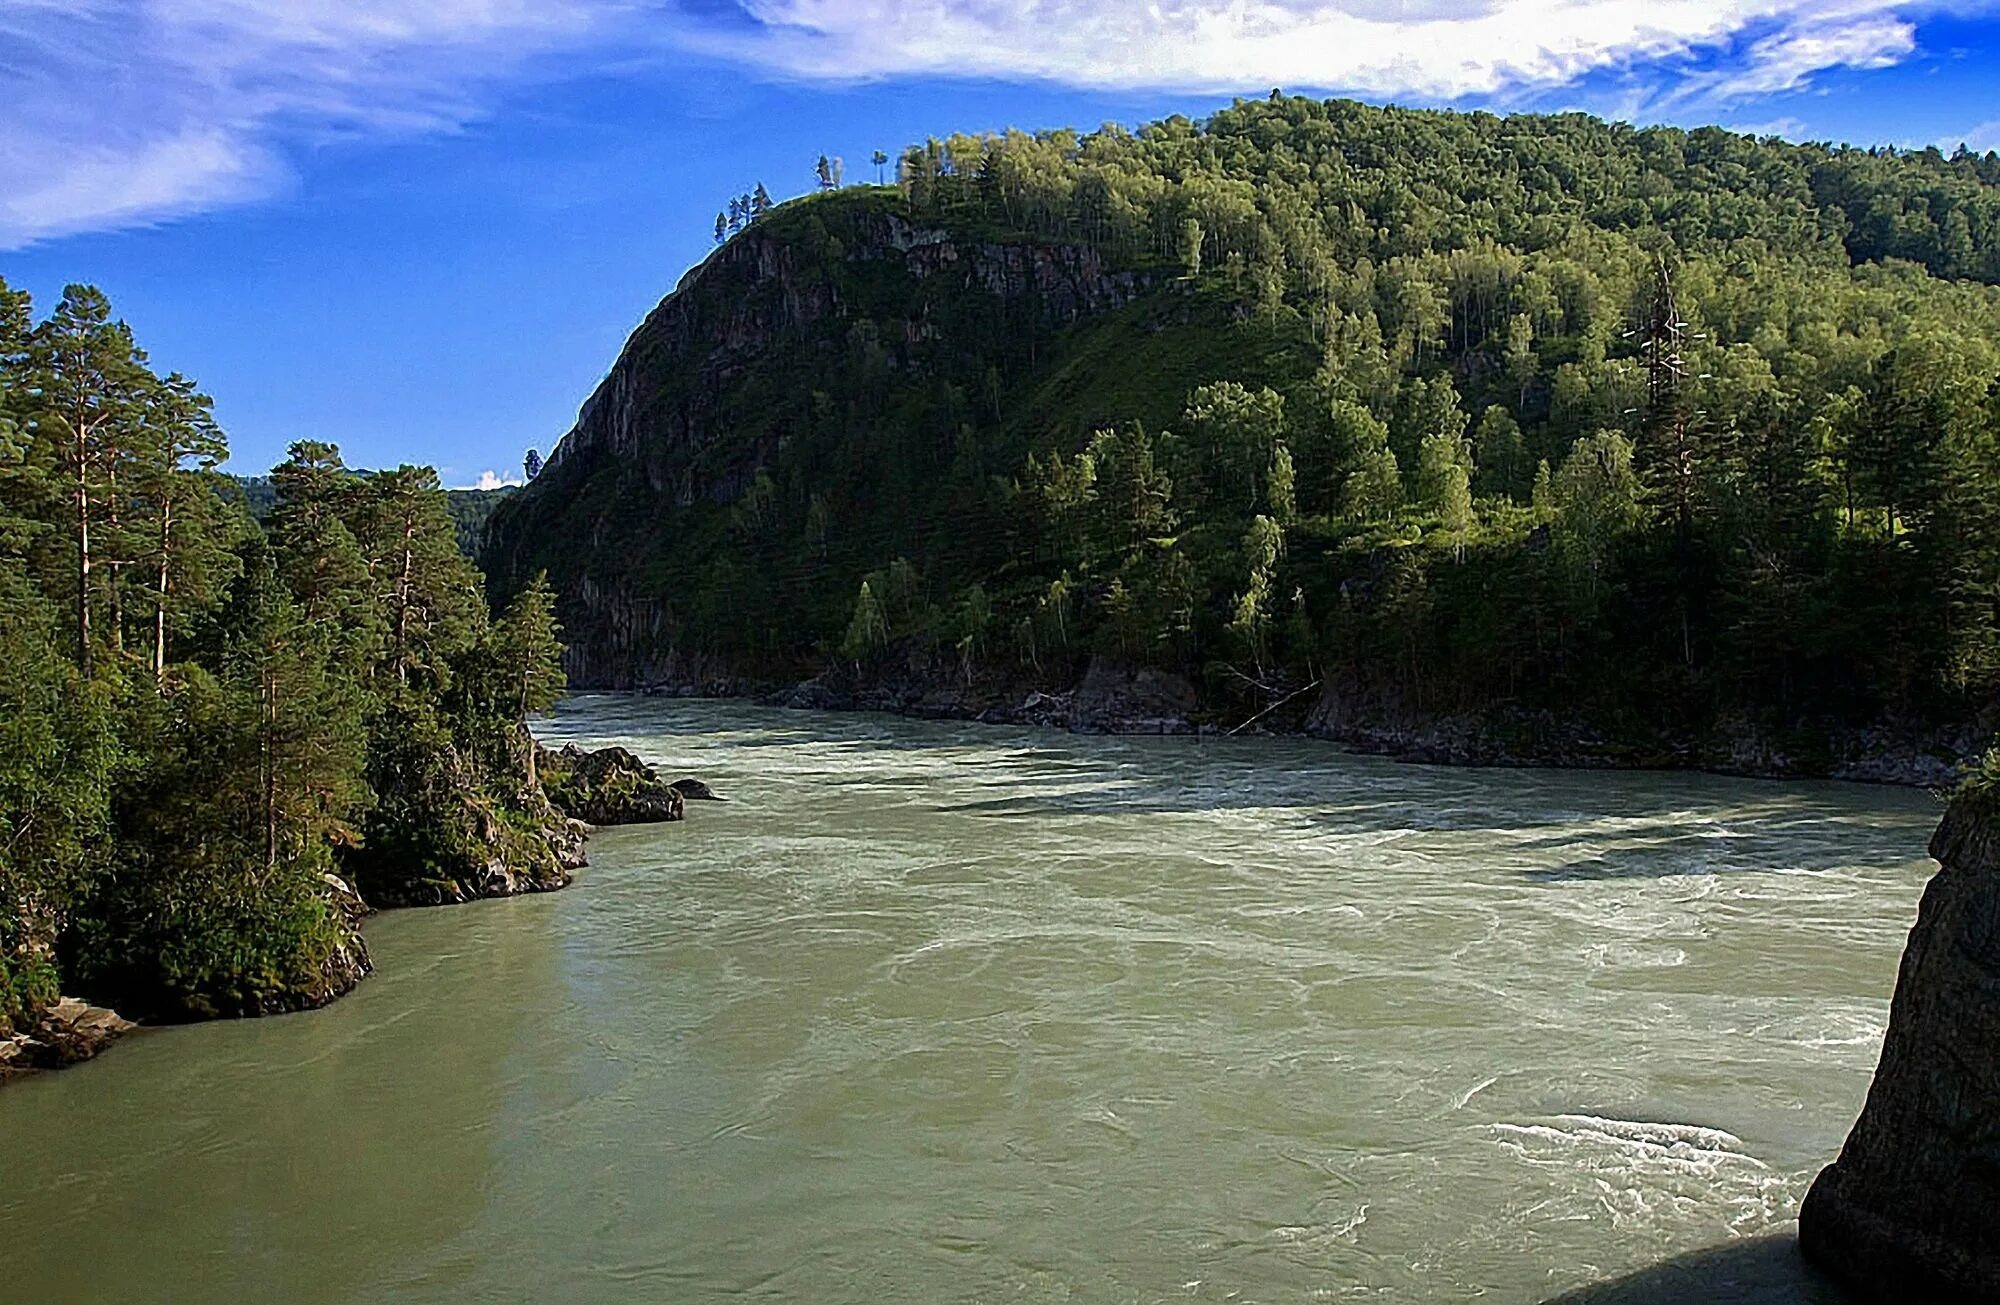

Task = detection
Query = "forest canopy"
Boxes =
[489,94,2000,766]
[0,279,568,1041]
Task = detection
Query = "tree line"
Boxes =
[1,279,566,1037]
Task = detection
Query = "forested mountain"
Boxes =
[486,95,2000,777]
[0,280,569,1049]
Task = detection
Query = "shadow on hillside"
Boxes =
[1542,1233,1857,1304]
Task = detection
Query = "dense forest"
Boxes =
[230,476,515,559]
[489,95,2000,771]
[0,278,569,1048]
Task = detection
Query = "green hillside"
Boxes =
[486,94,2000,773]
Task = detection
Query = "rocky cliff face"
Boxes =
[545,210,1144,490]
[1305,683,1975,787]
[484,198,1153,690]
[1797,793,2000,1300]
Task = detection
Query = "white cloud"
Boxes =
[0,0,651,247]
[467,469,524,490]
[1657,10,1915,105]
[1954,120,2000,152]
[0,1,1983,247]
[708,1,1939,101]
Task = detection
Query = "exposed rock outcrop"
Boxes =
[756,652,1204,736]
[1797,793,2000,1300]
[1066,659,1200,734]
[0,998,136,1081]
[346,723,588,909]
[541,744,687,825]
[670,777,724,802]
[482,202,1154,690]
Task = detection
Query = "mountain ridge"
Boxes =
[486,94,2000,781]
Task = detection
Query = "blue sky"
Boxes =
[3,2,1999,486]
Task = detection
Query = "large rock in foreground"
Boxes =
[541,744,686,825]
[0,999,136,1081]
[1798,794,2000,1300]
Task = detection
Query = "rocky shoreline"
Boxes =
[0,999,137,1083]
[1799,790,2000,1299]
[0,742,702,1088]
[623,653,1977,790]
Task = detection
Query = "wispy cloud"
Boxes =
[0,1,1984,248]
[710,1,1934,100]
[0,0,650,247]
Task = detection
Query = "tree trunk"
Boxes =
[263,669,278,874]
[105,462,123,660]
[74,423,93,678]
[394,509,416,682]
[154,495,172,680]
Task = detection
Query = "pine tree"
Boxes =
[524,448,544,480]
[267,441,381,673]
[352,465,484,688]
[134,372,236,679]
[219,547,367,875]
[842,578,887,658]
[1345,447,1403,521]
[1473,406,1529,501]
[27,285,151,678]
[1267,441,1297,524]
[1417,431,1470,510]
[1442,464,1474,561]
[1181,219,1204,278]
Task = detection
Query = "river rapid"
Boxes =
[0,695,1939,1302]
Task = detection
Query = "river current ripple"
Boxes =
[0,695,1937,1302]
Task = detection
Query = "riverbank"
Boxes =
[620,653,1980,789]
[0,999,135,1082]
[0,743,695,1089]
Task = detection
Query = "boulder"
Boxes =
[1069,658,1200,733]
[671,777,724,801]
[1797,793,2000,1301]
[540,744,686,825]
[0,998,136,1082]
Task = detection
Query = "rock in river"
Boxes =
[540,744,686,825]
[0,998,136,1082]
[1798,791,2000,1301]
[671,777,724,801]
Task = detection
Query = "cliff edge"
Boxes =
[1798,791,2000,1300]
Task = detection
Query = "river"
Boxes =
[0,695,1938,1302]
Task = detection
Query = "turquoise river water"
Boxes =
[0,695,1939,1302]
